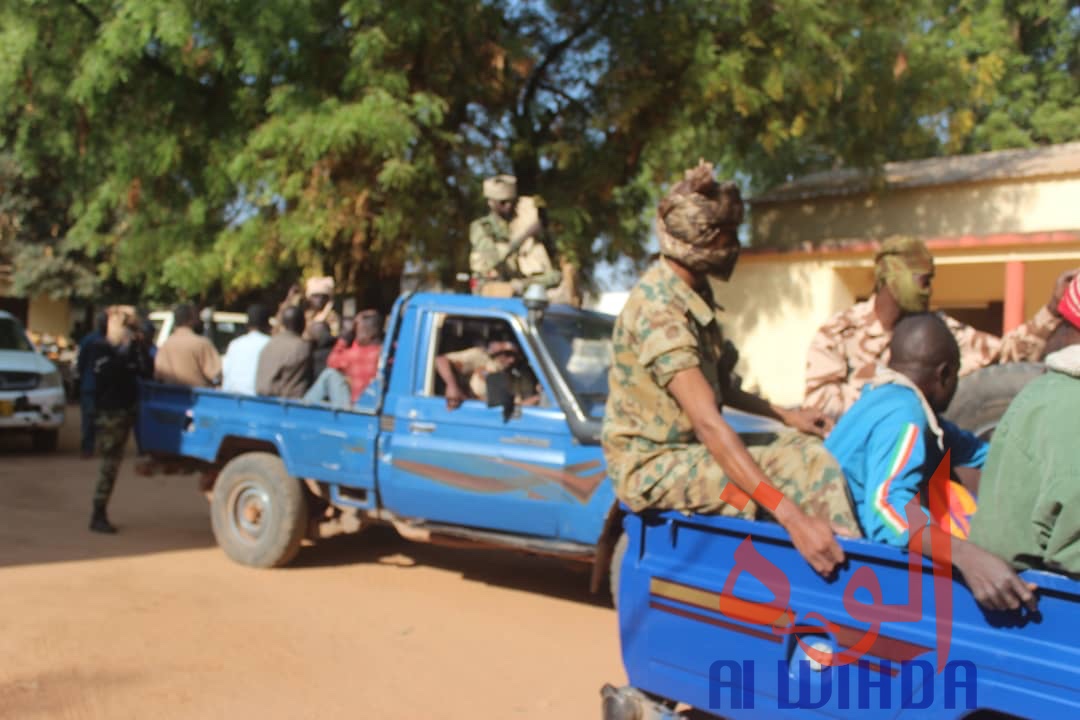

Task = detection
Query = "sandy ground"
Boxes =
[0,408,625,719]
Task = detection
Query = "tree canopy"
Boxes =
[2,0,1078,305]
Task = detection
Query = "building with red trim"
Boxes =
[713,142,1080,405]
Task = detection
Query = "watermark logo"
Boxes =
[703,451,958,673]
[709,659,978,710]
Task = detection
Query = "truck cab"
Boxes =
[138,291,781,589]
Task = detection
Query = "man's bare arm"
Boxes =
[668,367,845,576]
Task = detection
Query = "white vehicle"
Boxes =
[0,311,66,451]
[149,309,250,356]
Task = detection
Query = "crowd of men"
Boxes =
[603,159,1080,613]
[77,281,384,534]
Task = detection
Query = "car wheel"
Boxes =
[211,452,307,568]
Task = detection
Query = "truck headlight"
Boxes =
[40,370,62,389]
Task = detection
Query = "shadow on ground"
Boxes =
[292,525,610,607]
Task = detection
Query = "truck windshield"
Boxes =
[538,312,614,419]
[0,318,34,352]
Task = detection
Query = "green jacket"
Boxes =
[969,347,1080,576]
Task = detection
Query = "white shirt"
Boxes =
[222,331,271,395]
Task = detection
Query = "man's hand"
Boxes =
[776,500,845,576]
[953,542,1038,612]
[1047,268,1079,316]
[445,383,466,410]
[776,406,835,439]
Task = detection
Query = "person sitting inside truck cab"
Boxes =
[435,336,540,410]
[825,313,1037,612]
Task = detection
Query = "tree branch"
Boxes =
[538,82,591,116]
[68,0,101,27]
[517,0,611,122]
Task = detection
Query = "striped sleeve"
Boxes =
[864,421,927,546]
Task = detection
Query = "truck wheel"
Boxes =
[609,533,628,609]
[211,452,307,568]
[31,429,59,452]
[942,362,1046,440]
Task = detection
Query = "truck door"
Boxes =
[380,311,572,537]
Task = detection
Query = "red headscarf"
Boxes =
[1058,274,1080,330]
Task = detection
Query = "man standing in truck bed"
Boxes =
[603,161,861,578]
[468,174,561,296]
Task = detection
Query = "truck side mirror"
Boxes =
[486,372,515,422]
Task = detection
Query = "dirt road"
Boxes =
[0,410,624,719]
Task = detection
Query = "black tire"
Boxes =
[609,533,628,609]
[31,429,59,452]
[942,362,1046,440]
[211,452,307,568]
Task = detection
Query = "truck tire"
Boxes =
[31,429,59,452]
[211,452,307,568]
[942,362,1046,440]
[609,533,628,609]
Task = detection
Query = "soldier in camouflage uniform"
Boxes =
[805,237,1078,419]
[89,306,154,534]
[603,161,860,577]
[469,175,562,295]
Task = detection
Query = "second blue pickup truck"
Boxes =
[138,290,780,593]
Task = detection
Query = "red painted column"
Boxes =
[1003,260,1026,333]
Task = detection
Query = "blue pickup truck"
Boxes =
[605,510,1080,719]
[138,290,780,591]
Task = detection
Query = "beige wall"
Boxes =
[713,259,855,406]
[752,176,1080,248]
[716,247,1080,407]
[26,295,73,337]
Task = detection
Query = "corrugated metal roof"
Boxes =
[751,141,1080,205]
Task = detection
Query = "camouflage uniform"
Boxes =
[468,203,562,294]
[603,260,860,534]
[469,212,513,280]
[94,409,135,506]
[804,298,1060,418]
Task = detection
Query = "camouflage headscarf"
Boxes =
[657,161,744,279]
[874,236,935,313]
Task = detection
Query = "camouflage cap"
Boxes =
[874,236,934,274]
[657,161,744,247]
[874,236,935,312]
[483,174,518,202]
[657,161,744,273]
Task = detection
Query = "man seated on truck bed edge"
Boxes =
[970,275,1080,579]
[602,160,861,579]
[825,313,1037,611]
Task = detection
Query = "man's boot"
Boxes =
[89,503,117,534]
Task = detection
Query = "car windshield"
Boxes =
[0,317,34,352]
[538,312,614,419]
